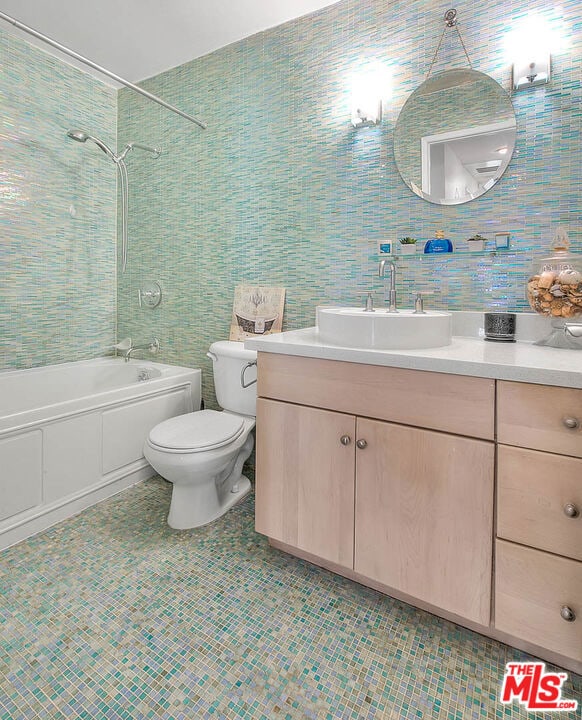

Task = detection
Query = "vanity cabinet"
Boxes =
[252,349,582,673]
[496,381,582,665]
[255,353,495,627]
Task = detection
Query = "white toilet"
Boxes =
[143,341,257,529]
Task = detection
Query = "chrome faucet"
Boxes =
[378,259,398,313]
[124,338,160,362]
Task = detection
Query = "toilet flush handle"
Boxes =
[241,361,258,389]
[206,351,218,362]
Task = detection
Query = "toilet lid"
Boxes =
[148,410,245,451]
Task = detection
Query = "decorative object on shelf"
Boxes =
[467,234,488,252]
[377,240,392,256]
[424,230,453,254]
[393,9,516,206]
[484,312,516,342]
[399,237,418,255]
[230,285,286,341]
[495,231,511,249]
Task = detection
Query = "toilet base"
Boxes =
[167,475,252,530]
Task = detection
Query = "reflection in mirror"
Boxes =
[393,69,517,205]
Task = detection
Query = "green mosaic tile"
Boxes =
[1,27,117,371]
[115,0,582,408]
[3,0,582,393]
[0,479,579,719]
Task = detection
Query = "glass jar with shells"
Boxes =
[527,230,582,320]
[527,229,582,349]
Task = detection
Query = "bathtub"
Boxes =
[0,358,201,550]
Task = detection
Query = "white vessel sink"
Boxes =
[317,306,452,350]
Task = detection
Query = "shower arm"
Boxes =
[117,142,161,161]
[0,10,207,130]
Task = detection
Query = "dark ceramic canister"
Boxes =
[484,312,516,342]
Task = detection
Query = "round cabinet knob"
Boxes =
[356,439,368,450]
[562,416,580,430]
[560,606,576,622]
[340,435,351,446]
[563,503,580,519]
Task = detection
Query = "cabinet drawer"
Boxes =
[495,540,582,663]
[258,353,494,440]
[498,445,582,561]
[498,381,582,457]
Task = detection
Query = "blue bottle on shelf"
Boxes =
[424,230,453,254]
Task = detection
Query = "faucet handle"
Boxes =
[358,291,376,312]
[113,337,132,351]
[413,291,433,314]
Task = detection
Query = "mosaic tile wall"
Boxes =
[116,0,582,404]
[0,27,117,370]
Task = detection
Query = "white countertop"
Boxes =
[245,326,582,389]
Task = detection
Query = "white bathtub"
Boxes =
[0,358,201,550]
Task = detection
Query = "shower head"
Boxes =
[67,129,88,142]
[66,129,117,160]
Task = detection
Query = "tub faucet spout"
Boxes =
[378,260,398,313]
[124,338,160,362]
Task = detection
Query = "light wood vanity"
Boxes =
[253,351,582,675]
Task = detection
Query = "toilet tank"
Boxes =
[208,341,257,417]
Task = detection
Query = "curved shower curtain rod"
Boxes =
[0,10,207,130]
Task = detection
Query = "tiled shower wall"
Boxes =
[1,28,117,370]
[117,0,581,403]
[4,0,580,383]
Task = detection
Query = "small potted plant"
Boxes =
[467,234,488,252]
[399,237,418,255]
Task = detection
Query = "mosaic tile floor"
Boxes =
[0,478,580,720]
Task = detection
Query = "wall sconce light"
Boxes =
[349,61,389,128]
[513,55,551,90]
[506,12,565,91]
[351,100,383,128]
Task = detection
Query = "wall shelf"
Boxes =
[389,248,535,260]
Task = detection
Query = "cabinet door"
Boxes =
[354,419,494,625]
[255,398,356,569]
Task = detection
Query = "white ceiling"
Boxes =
[0,0,341,85]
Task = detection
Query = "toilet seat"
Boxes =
[147,409,245,453]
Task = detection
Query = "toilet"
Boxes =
[144,341,257,529]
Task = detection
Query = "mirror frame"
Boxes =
[393,68,517,206]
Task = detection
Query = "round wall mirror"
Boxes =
[393,68,516,205]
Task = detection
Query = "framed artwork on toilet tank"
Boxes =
[229,285,286,341]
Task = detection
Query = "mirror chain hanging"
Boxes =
[425,9,473,79]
